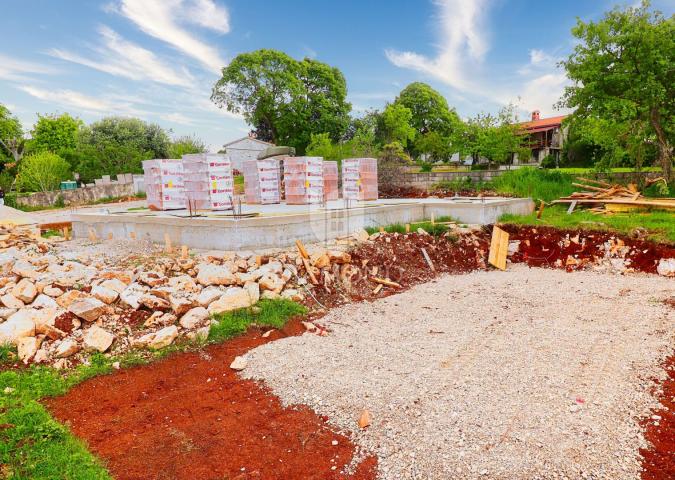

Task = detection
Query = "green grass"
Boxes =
[500,206,675,244]
[208,298,307,343]
[489,168,576,202]
[365,216,457,237]
[1,298,306,479]
[556,167,662,174]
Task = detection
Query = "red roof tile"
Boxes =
[519,115,567,131]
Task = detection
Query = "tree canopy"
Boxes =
[0,104,24,165]
[211,49,351,154]
[79,116,171,159]
[380,103,416,147]
[560,0,674,179]
[30,113,81,154]
[394,82,459,137]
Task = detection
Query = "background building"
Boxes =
[220,135,275,172]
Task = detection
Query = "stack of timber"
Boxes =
[552,177,675,213]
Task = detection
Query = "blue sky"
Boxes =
[1,0,673,150]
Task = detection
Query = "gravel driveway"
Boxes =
[244,265,674,479]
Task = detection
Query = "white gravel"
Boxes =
[243,264,674,479]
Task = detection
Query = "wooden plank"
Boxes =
[421,248,435,272]
[536,200,545,219]
[373,284,383,294]
[370,276,402,288]
[566,200,577,215]
[576,177,613,188]
[301,257,318,284]
[295,239,309,259]
[488,226,509,271]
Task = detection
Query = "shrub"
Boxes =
[540,154,557,169]
[16,152,71,193]
[419,161,433,172]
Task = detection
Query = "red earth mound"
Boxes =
[45,319,376,480]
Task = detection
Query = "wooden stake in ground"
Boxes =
[536,200,545,219]
[295,239,309,259]
[379,226,385,233]
[405,223,410,233]
[372,284,383,294]
[107,232,113,240]
[421,247,435,272]
[164,233,173,254]
[431,212,435,225]
[181,245,188,260]
[370,276,402,288]
[301,257,319,285]
[566,200,577,215]
[130,231,136,240]
[88,229,97,242]
[488,226,509,271]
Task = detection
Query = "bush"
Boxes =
[16,152,71,193]
[419,161,433,172]
[540,154,557,169]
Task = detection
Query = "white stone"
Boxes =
[196,263,237,286]
[83,325,114,352]
[119,283,147,309]
[31,294,58,309]
[68,297,107,322]
[656,258,675,277]
[17,336,40,363]
[208,287,257,314]
[12,259,37,278]
[91,285,119,304]
[179,307,209,330]
[0,293,24,309]
[54,338,79,358]
[167,275,199,293]
[0,307,17,319]
[244,282,260,304]
[56,289,89,308]
[260,290,280,300]
[100,278,127,294]
[169,295,195,316]
[230,355,247,370]
[147,325,178,349]
[197,287,224,307]
[0,314,35,345]
[258,273,285,293]
[12,278,37,303]
[43,286,64,298]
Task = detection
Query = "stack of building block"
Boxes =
[323,161,339,201]
[342,158,378,201]
[283,157,324,205]
[182,153,234,210]
[242,158,281,204]
[142,159,186,210]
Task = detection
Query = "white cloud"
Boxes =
[116,0,228,72]
[18,85,146,116]
[161,112,194,125]
[49,26,193,87]
[0,54,56,81]
[385,0,490,91]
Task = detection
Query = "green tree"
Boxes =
[0,104,23,166]
[73,144,152,183]
[380,103,415,147]
[414,131,451,162]
[169,135,207,158]
[79,117,171,158]
[211,49,351,154]
[29,113,81,154]
[559,1,674,179]
[16,151,71,192]
[395,82,459,137]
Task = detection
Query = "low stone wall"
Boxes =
[15,183,135,208]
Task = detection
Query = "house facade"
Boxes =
[518,111,568,164]
[220,135,275,172]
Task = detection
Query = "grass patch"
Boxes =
[1,298,306,479]
[489,168,576,202]
[365,216,456,237]
[500,206,675,244]
[208,298,307,343]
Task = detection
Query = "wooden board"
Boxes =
[488,226,509,271]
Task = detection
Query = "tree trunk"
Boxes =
[650,108,673,181]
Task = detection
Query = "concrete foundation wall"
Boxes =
[16,183,135,208]
[72,198,534,251]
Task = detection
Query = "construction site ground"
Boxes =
[2,221,672,480]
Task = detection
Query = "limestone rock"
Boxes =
[196,263,236,286]
[83,325,114,352]
[208,287,257,314]
[139,325,178,350]
[197,287,223,307]
[167,275,199,293]
[100,278,127,294]
[91,285,119,304]
[0,307,17,320]
[119,283,147,309]
[8,308,59,334]
[140,294,171,311]
[657,258,675,277]
[68,297,107,322]
[138,271,166,287]
[259,273,285,293]
[1,293,24,309]
[281,289,304,302]
[143,311,176,328]
[260,290,280,300]
[12,259,38,278]
[236,270,263,284]
[99,271,132,285]
[230,355,247,371]
[169,295,195,316]
[244,282,260,304]
[31,294,58,309]
[0,313,35,345]
[43,285,64,297]
[328,250,351,264]
[56,289,89,309]
[12,278,37,303]
[54,338,79,358]
[179,307,209,330]
[17,336,41,363]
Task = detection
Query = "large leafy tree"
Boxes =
[211,49,351,154]
[560,1,674,179]
[16,151,71,192]
[0,103,23,165]
[29,113,81,154]
[394,82,459,137]
[380,103,416,147]
[168,135,207,159]
[79,117,171,159]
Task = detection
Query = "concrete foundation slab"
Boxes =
[72,197,533,251]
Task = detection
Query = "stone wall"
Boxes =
[15,183,135,208]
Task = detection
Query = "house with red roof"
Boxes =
[518,110,568,165]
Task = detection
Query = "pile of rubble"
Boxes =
[0,225,355,368]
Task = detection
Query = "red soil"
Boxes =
[45,319,377,480]
[640,354,675,480]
